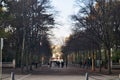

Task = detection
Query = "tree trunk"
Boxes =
[104,49,108,69]
[98,48,102,72]
[21,32,25,73]
[25,51,29,72]
[65,54,68,68]
[15,47,21,67]
[29,52,33,71]
[108,48,112,74]
[92,50,95,71]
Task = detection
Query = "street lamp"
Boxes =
[0,38,3,80]
[0,1,8,79]
[1,1,8,12]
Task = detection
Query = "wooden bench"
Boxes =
[2,59,15,68]
[112,64,120,69]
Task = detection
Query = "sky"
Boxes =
[50,0,77,45]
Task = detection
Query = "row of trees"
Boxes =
[62,0,120,74]
[0,0,54,72]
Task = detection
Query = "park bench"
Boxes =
[2,59,15,68]
[111,63,120,69]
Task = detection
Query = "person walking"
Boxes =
[61,61,64,68]
[66,61,68,68]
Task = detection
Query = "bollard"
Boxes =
[11,72,15,80]
[85,72,89,80]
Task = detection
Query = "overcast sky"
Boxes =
[50,0,77,45]
[50,0,89,45]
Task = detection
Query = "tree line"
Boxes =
[0,0,55,72]
[62,0,120,74]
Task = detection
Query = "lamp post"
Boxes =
[0,1,8,79]
[0,38,3,80]
[21,0,26,73]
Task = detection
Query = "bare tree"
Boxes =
[71,0,120,74]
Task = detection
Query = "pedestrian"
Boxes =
[61,61,64,68]
[49,61,52,67]
[83,60,86,69]
[79,61,82,67]
[56,61,59,67]
[66,61,68,68]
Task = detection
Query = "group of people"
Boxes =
[79,58,92,69]
[49,61,65,68]
[56,61,64,68]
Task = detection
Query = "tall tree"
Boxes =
[71,0,120,74]
[1,0,55,72]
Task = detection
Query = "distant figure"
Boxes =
[61,61,64,68]
[83,60,87,69]
[66,61,68,68]
[87,58,92,68]
[48,62,50,67]
[49,61,52,67]
[34,61,38,68]
[79,61,82,67]
[57,61,60,68]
